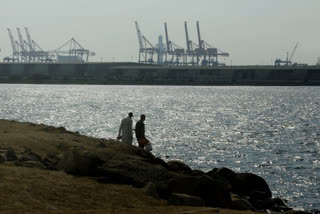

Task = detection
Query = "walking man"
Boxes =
[118,112,134,145]
[135,114,149,148]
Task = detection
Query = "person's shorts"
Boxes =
[138,138,149,145]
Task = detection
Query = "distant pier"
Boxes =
[0,62,320,85]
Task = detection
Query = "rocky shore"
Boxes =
[0,119,314,214]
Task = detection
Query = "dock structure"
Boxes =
[0,63,319,85]
[4,28,95,63]
[135,21,230,66]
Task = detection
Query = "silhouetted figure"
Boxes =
[135,114,149,148]
[117,112,133,145]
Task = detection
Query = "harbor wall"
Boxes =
[0,62,320,85]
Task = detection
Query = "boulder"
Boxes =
[0,153,6,163]
[56,148,103,175]
[21,148,42,162]
[168,193,205,207]
[185,169,206,176]
[18,154,41,162]
[17,161,47,169]
[283,211,313,214]
[41,156,57,169]
[206,169,232,191]
[6,147,17,161]
[230,193,255,211]
[213,167,236,179]
[97,159,174,187]
[57,144,174,187]
[212,167,272,200]
[168,175,232,208]
[251,197,292,212]
[232,173,272,200]
[167,160,192,172]
[142,182,160,199]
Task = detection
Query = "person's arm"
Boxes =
[142,123,145,138]
[135,121,142,139]
[118,120,123,138]
[129,119,133,138]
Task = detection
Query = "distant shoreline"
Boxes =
[0,62,320,86]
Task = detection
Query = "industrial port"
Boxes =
[0,22,319,86]
[135,21,229,66]
[3,27,95,63]
[1,22,319,67]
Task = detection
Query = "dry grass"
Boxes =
[0,119,263,214]
[0,165,264,214]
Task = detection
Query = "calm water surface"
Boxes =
[0,84,319,211]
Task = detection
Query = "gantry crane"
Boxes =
[4,28,19,62]
[164,22,185,65]
[135,21,159,64]
[24,27,35,61]
[5,27,95,63]
[275,42,299,66]
[184,21,199,65]
[195,21,229,66]
[50,38,95,62]
[4,27,54,63]
[16,28,28,62]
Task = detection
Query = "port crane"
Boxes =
[164,22,185,65]
[50,38,95,62]
[275,42,299,66]
[4,27,96,63]
[4,28,19,62]
[4,27,54,62]
[195,21,229,66]
[135,21,159,64]
[184,21,199,65]
[17,28,28,62]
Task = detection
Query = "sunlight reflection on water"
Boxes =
[0,84,319,210]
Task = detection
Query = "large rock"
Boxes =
[17,161,47,169]
[6,147,17,161]
[232,173,272,200]
[0,153,6,163]
[168,193,205,207]
[19,148,41,162]
[142,182,160,199]
[230,193,255,211]
[167,160,192,172]
[56,148,104,175]
[168,175,232,208]
[251,197,292,212]
[212,167,272,200]
[57,143,174,187]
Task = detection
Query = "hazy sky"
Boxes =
[1,0,319,65]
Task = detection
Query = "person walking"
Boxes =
[135,114,149,148]
[117,112,134,145]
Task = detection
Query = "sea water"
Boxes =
[0,84,319,211]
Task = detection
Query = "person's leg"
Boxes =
[138,143,144,148]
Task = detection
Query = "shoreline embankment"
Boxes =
[0,119,315,214]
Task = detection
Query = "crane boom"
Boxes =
[135,21,144,49]
[7,28,18,54]
[184,21,191,52]
[16,28,26,51]
[196,21,203,49]
[289,42,299,61]
[32,40,43,51]
[164,22,171,53]
[71,38,85,50]
[25,27,34,51]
